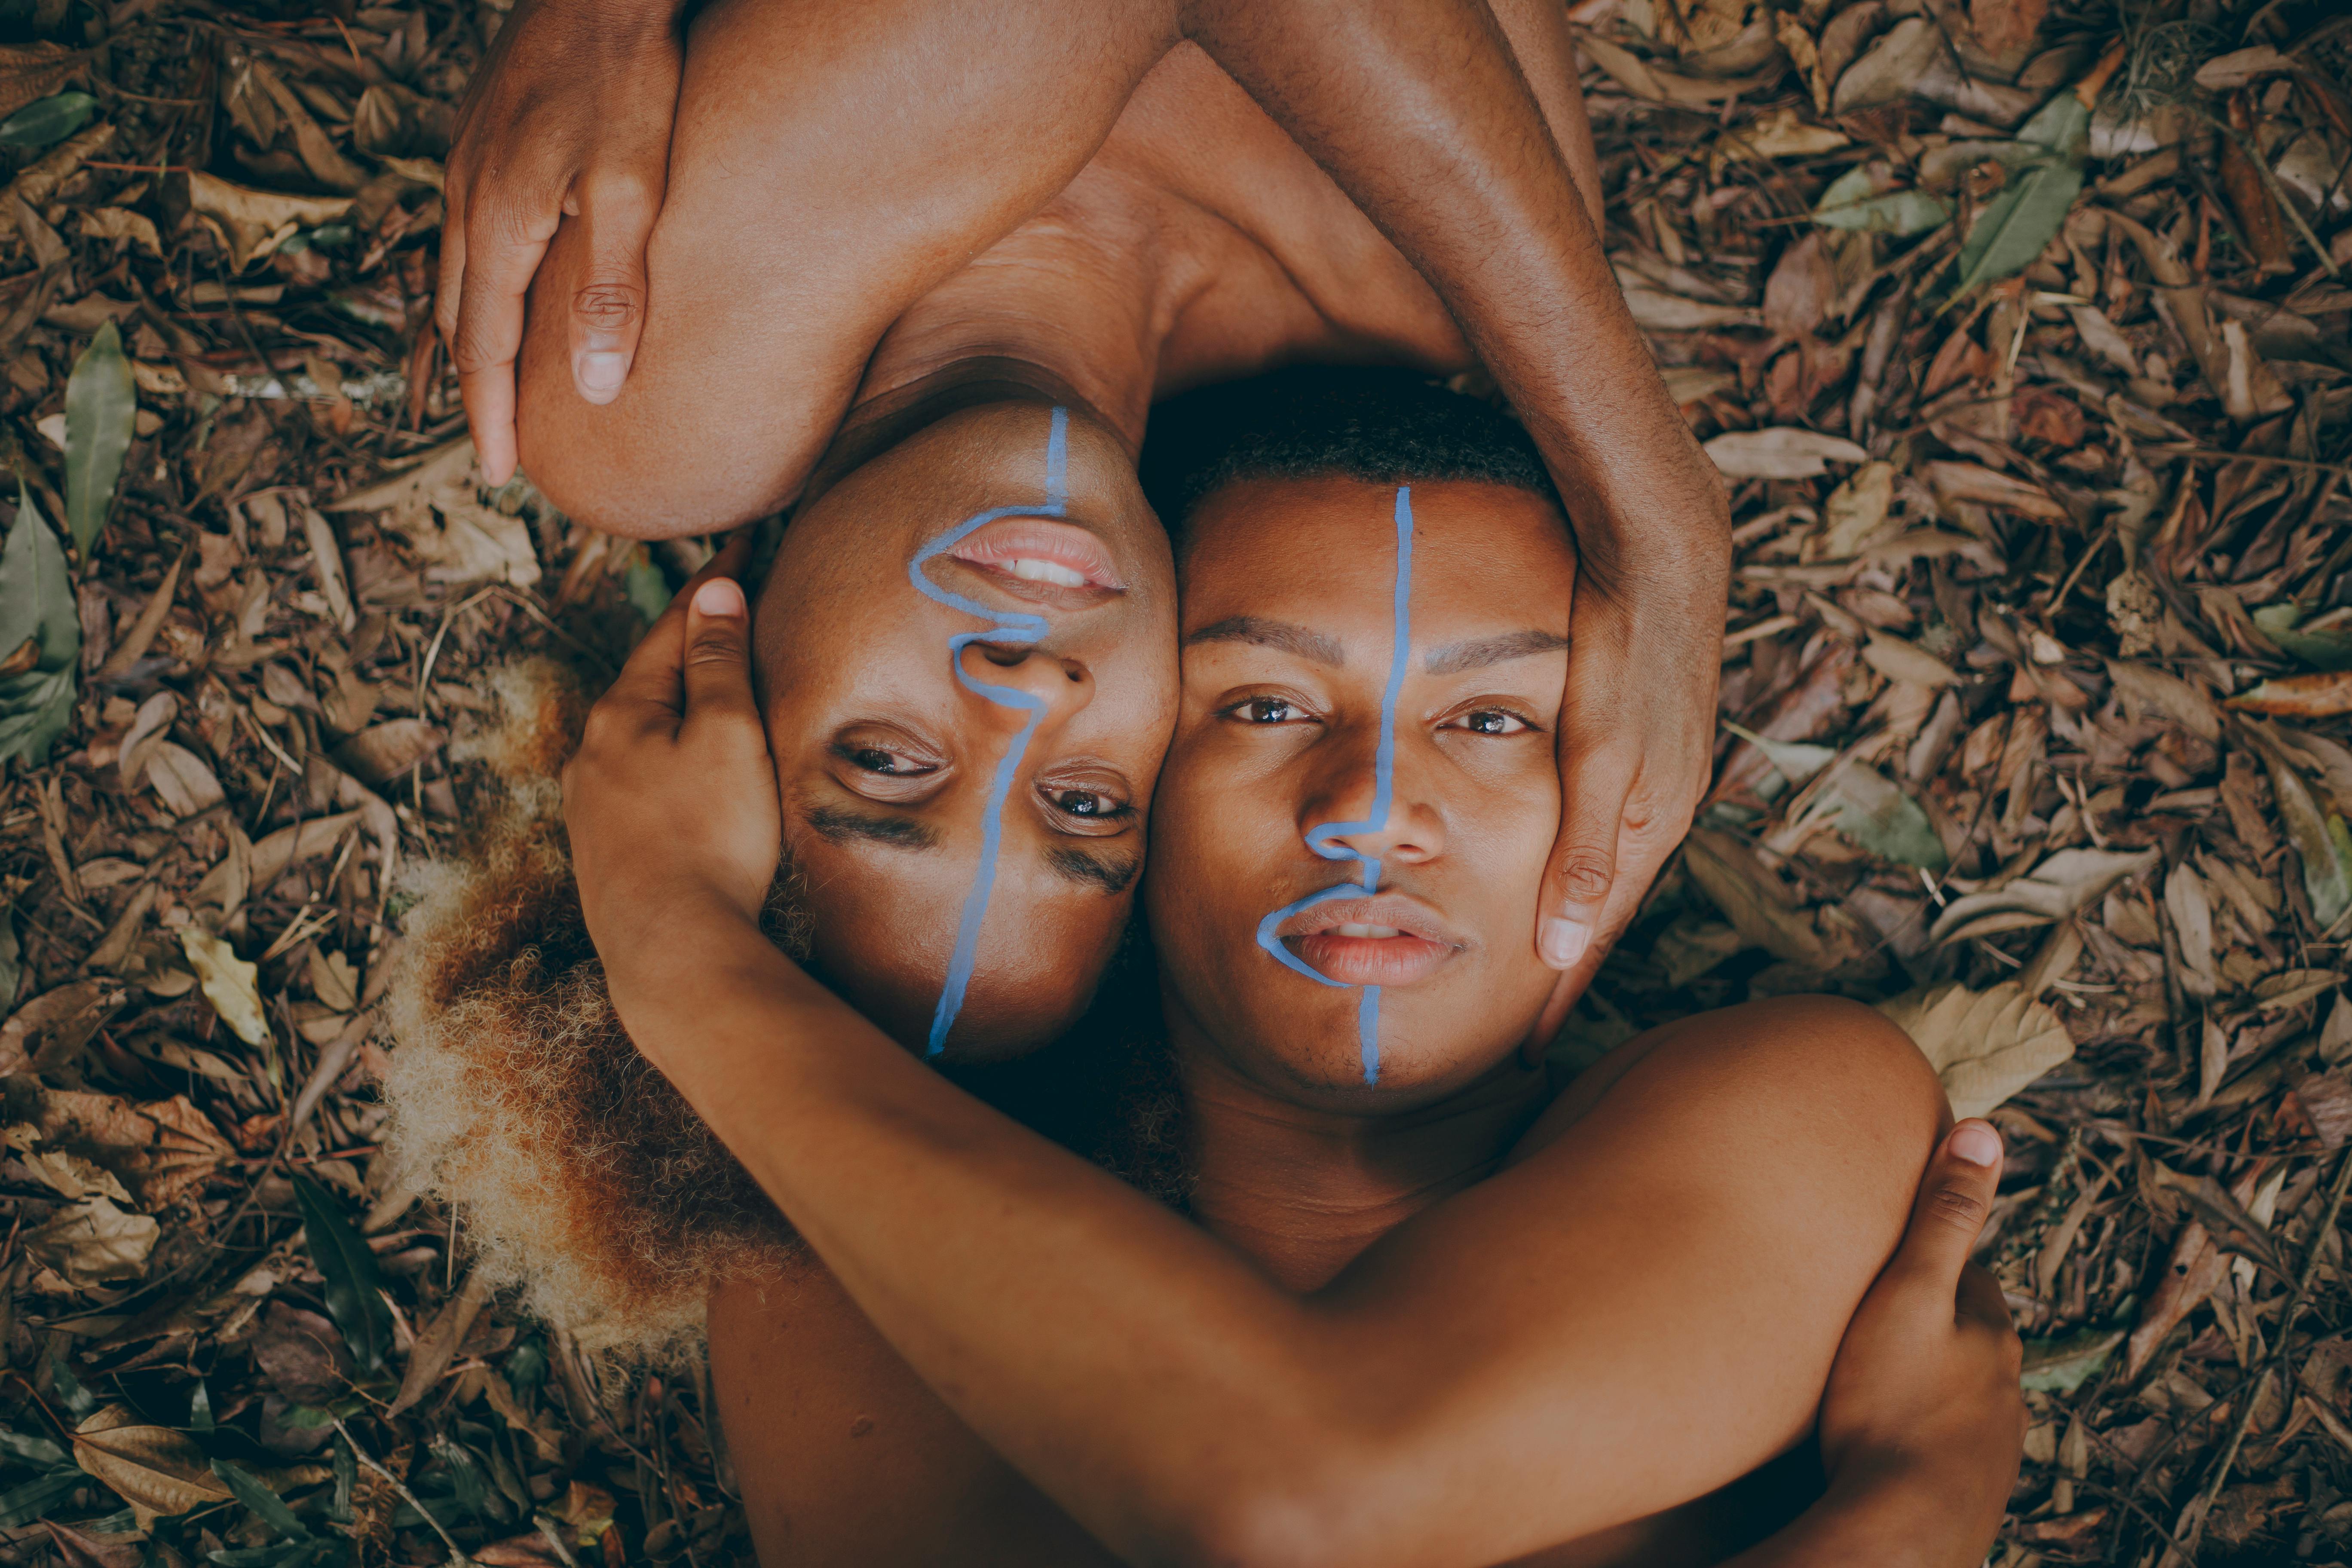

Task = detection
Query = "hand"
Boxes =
[1531,526,1726,1020]
[562,536,779,968]
[1816,1120,2027,1562]
[437,0,686,486]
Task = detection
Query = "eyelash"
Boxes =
[843,744,937,776]
[1219,696,1537,735]
[1442,707,1534,736]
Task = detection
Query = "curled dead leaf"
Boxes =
[1878,980,2075,1120]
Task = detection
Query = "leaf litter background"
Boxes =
[0,0,2335,1564]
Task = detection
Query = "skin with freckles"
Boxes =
[754,397,1176,1057]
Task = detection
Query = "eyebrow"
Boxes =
[1423,630,1571,675]
[1048,844,1140,896]
[1184,616,1345,666]
[1186,616,1568,677]
[805,806,940,851]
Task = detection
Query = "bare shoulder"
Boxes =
[1510,994,1946,1172]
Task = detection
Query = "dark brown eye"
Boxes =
[1449,709,1529,736]
[1242,698,1294,723]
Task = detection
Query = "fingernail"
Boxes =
[1540,916,1589,970]
[1949,1122,2003,1168]
[577,351,628,395]
[693,578,744,618]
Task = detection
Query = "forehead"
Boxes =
[1178,477,1576,639]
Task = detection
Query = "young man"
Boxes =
[446,0,1731,1036]
[560,372,2025,1562]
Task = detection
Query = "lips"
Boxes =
[948,518,1126,594]
[1278,895,1464,988]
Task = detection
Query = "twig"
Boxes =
[332,1417,475,1568]
[2179,1146,2352,1553]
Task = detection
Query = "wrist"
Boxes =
[1809,1457,1996,1568]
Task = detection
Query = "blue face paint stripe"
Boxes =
[1251,486,1414,1085]
[906,406,1071,1056]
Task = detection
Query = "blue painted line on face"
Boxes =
[906,405,1071,1057]
[1250,486,1414,1085]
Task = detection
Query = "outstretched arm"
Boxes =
[1177,0,1730,995]
[566,575,1945,1568]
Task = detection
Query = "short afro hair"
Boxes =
[1138,366,1560,533]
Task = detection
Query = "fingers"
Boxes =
[1538,735,1634,971]
[1955,1262,2015,1337]
[568,169,663,405]
[448,202,560,489]
[1889,1120,2005,1299]
[681,577,762,736]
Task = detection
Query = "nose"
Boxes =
[956,638,1093,733]
[1297,720,1442,867]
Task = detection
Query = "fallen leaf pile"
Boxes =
[1556,0,2351,1560]
[0,0,2333,1564]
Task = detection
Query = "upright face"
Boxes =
[1146,476,1576,1107]
[755,400,1178,1059]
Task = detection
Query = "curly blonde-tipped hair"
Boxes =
[380,659,804,1356]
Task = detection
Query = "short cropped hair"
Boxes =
[1138,366,1561,533]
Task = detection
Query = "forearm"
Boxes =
[1183,0,1725,577]
[1723,1469,2001,1568]
[605,911,1361,1559]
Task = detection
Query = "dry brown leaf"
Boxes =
[28,1198,157,1286]
[71,1404,233,1529]
[335,718,445,784]
[1704,428,1870,479]
[2107,659,2222,741]
[1877,980,2075,1120]
[187,170,354,271]
[1924,461,2070,522]
[0,41,83,122]
[1931,847,2161,944]
[179,928,269,1047]
[2229,671,2352,718]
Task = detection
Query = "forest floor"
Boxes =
[0,1,2339,1565]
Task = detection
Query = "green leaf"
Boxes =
[2019,1326,2123,1392]
[185,1380,212,1434]
[1814,165,1951,237]
[1952,156,2086,296]
[0,485,79,766]
[0,91,95,149]
[0,1428,67,1471]
[1823,762,1949,872]
[290,1175,394,1375]
[209,1460,308,1541]
[64,320,137,557]
[46,1356,95,1420]
[0,1467,83,1528]
[2254,603,2352,672]
[1723,720,1839,793]
[2014,92,2091,156]
[621,545,673,625]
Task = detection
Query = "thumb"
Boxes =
[680,576,759,730]
[568,169,662,405]
[1539,735,1632,971]
[1890,1120,2004,1297]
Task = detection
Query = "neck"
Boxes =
[852,217,1166,457]
[1171,1021,1553,1293]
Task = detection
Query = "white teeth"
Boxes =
[1004,557,1089,586]
[1332,923,1402,939]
